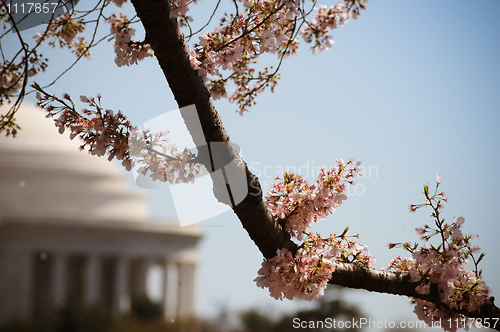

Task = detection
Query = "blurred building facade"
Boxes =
[0,105,202,322]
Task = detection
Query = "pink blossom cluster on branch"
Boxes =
[105,12,153,67]
[0,0,145,110]
[187,0,298,112]
[33,85,201,183]
[255,230,374,300]
[169,0,199,26]
[0,4,49,104]
[255,246,335,301]
[385,176,490,332]
[0,64,25,101]
[265,159,363,239]
[33,11,91,59]
[1,0,123,110]
[1,0,369,136]
[182,0,368,114]
[255,159,375,301]
[299,0,368,53]
[130,130,201,184]
[35,87,135,170]
[301,3,350,53]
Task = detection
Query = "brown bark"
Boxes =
[130,0,296,260]
[329,262,500,323]
[130,0,500,327]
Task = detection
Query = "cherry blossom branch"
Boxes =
[1,1,98,134]
[1,0,369,135]
[32,82,202,183]
[185,0,368,114]
[416,178,449,248]
[128,5,499,326]
[130,0,296,258]
[328,262,500,329]
[212,3,287,54]
[256,167,498,329]
[256,161,376,300]
[184,0,222,41]
[6,0,498,328]
[0,4,32,136]
[383,175,493,331]
[0,0,151,136]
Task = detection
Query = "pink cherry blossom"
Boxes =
[265,160,361,237]
[255,231,375,301]
[34,88,202,182]
[105,13,153,67]
[258,163,376,301]
[185,0,368,114]
[388,178,490,326]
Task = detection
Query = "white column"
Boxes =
[162,260,177,320]
[84,254,100,305]
[134,257,151,298]
[177,263,195,319]
[113,256,130,315]
[52,253,67,308]
[0,252,11,320]
[16,250,33,319]
[1,250,32,320]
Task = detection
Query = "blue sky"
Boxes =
[13,0,500,329]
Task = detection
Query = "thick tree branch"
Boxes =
[129,0,296,260]
[330,262,500,328]
[129,0,500,326]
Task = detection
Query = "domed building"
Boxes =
[0,104,202,322]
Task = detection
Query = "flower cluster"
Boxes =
[1,65,23,101]
[191,0,300,76]
[33,85,201,183]
[129,130,201,184]
[1,49,48,107]
[169,0,199,27]
[0,0,11,25]
[105,13,152,67]
[181,0,367,114]
[411,298,481,332]
[385,175,490,332]
[255,229,375,301]
[35,87,135,170]
[34,11,91,59]
[108,0,127,7]
[300,0,368,54]
[187,1,300,114]
[169,0,190,17]
[255,247,335,301]
[265,159,363,239]
[256,159,375,301]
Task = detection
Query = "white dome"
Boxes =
[0,103,148,223]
